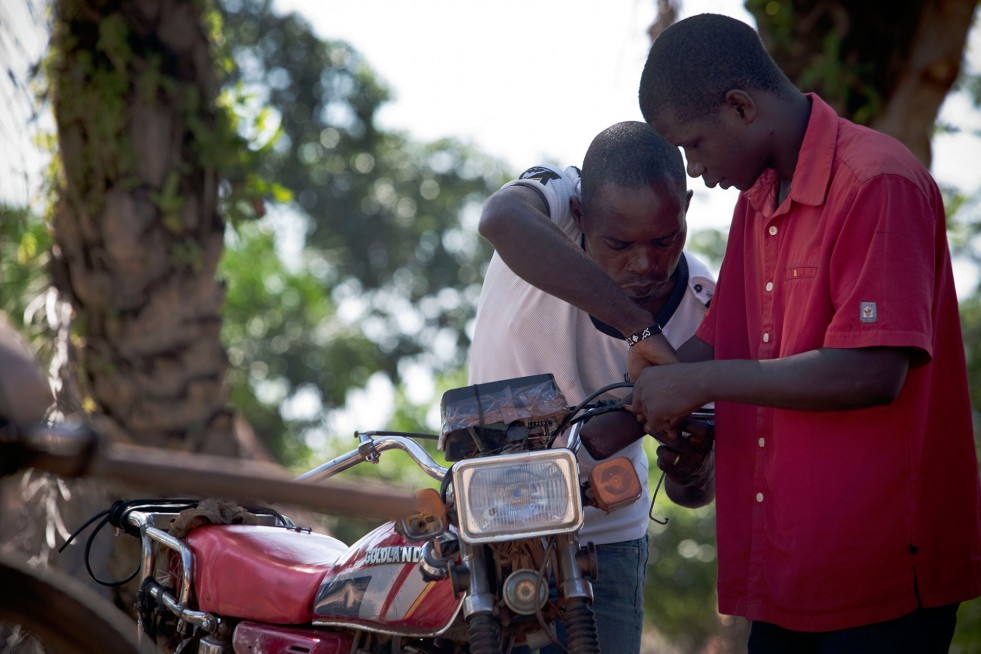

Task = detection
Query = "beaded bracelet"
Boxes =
[625,323,663,346]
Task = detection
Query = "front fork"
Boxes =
[460,543,500,654]
[460,534,598,654]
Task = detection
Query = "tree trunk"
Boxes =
[867,0,977,168]
[47,0,238,455]
[1,1,244,633]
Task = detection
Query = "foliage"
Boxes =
[953,596,981,653]
[36,0,275,451]
[745,0,968,125]
[44,2,268,226]
[305,366,464,546]
[212,0,510,461]
[644,496,722,648]
[685,225,729,272]
[746,0,977,167]
[745,0,883,124]
[0,205,51,336]
[217,0,509,358]
[220,219,384,460]
[962,296,981,417]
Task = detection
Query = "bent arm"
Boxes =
[693,346,908,411]
[632,346,911,435]
[479,185,654,339]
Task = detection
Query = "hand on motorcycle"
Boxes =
[650,416,713,486]
[626,333,679,381]
[624,361,716,501]
[625,362,708,437]
[579,406,645,461]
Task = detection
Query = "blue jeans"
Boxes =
[521,535,649,653]
[747,603,959,654]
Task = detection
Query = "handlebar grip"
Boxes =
[579,409,645,460]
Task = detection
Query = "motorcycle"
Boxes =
[66,373,645,654]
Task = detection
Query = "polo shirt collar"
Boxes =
[743,92,838,213]
[586,254,691,340]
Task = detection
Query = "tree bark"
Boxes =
[47,0,238,455]
[4,1,244,628]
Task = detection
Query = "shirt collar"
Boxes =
[586,254,691,340]
[743,93,838,214]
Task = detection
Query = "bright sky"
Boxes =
[273,0,981,294]
[272,0,749,236]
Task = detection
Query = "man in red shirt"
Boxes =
[628,12,981,653]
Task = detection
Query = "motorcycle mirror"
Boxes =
[399,489,448,541]
[587,457,642,513]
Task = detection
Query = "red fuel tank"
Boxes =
[312,522,461,636]
[187,525,347,624]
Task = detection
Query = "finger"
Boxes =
[679,417,713,438]
[655,445,680,468]
[677,417,715,453]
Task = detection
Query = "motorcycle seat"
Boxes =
[186,525,347,624]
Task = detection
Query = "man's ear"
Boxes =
[570,196,585,231]
[724,89,756,124]
[684,189,693,212]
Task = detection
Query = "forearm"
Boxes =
[676,335,714,364]
[495,232,650,335]
[628,334,708,380]
[684,347,909,411]
[480,190,652,336]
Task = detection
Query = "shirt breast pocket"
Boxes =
[785,266,817,282]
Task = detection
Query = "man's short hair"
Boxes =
[580,121,685,213]
[639,13,792,124]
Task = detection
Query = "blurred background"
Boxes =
[1,1,979,651]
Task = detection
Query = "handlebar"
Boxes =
[297,432,449,484]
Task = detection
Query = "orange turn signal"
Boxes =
[588,457,642,513]
[399,488,448,540]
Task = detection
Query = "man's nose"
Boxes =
[687,159,705,178]
[629,248,657,274]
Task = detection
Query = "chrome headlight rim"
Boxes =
[451,449,583,544]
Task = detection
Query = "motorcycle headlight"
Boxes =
[452,449,582,543]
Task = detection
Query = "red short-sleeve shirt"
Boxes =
[697,94,981,631]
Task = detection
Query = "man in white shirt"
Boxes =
[467,121,715,652]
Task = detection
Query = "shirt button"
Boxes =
[768,226,778,236]
[762,332,770,343]
[765,281,774,292]
[756,492,764,503]
[758,437,765,447]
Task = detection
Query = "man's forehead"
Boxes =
[649,110,688,145]
[587,183,685,225]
